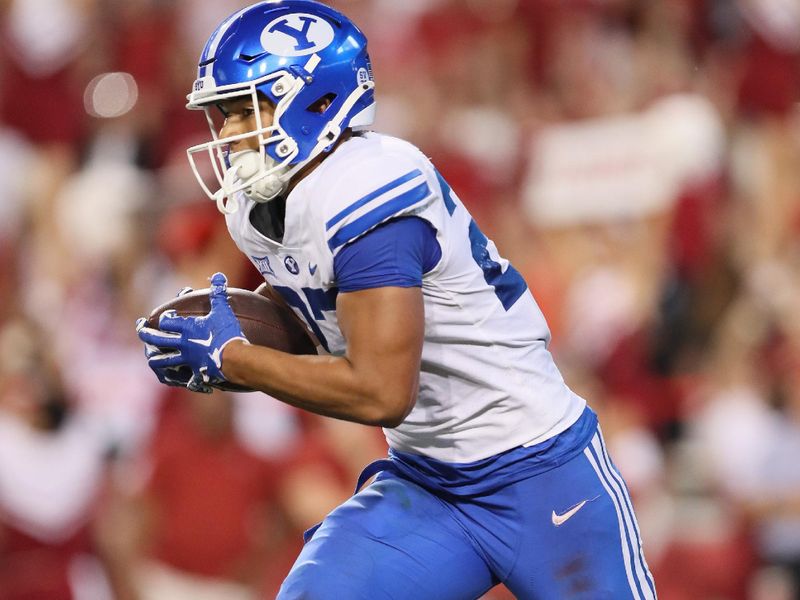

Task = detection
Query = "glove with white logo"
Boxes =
[141,343,194,388]
[136,273,248,393]
[135,285,196,388]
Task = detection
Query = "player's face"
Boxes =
[215,96,276,153]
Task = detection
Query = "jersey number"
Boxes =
[438,169,526,310]
[272,285,337,352]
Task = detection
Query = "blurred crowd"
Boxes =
[0,0,798,598]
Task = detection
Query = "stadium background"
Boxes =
[0,0,798,598]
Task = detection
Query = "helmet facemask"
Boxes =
[186,71,304,214]
[186,65,374,215]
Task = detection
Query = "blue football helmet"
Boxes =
[186,0,375,212]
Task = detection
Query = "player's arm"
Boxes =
[222,285,423,427]
[224,216,438,427]
[137,217,438,427]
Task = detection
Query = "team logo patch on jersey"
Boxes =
[260,13,335,57]
[284,255,300,275]
[252,255,275,278]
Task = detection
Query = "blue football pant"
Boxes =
[278,430,656,599]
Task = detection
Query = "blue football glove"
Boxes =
[142,341,194,387]
[136,272,248,393]
[136,285,197,388]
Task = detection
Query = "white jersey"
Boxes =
[225,132,585,462]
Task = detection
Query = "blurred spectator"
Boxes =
[0,0,95,147]
[119,389,294,600]
[98,386,386,599]
[0,318,115,600]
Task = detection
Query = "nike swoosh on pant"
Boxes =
[551,499,588,526]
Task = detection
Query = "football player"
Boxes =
[136,1,657,598]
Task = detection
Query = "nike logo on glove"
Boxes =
[188,333,214,347]
[210,347,223,369]
[551,500,588,527]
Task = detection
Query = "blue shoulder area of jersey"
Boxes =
[325,169,432,252]
[387,407,599,497]
[333,216,442,293]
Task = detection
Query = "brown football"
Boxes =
[146,285,318,392]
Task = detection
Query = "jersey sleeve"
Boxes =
[334,217,443,292]
[319,150,438,258]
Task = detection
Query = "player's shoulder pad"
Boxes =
[316,135,438,255]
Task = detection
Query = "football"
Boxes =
[146,284,318,392]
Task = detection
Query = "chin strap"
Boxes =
[247,177,287,204]
[215,167,242,214]
[216,150,289,213]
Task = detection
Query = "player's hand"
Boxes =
[142,342,194,387]
[135,285,196,387]
[136,273,249,393]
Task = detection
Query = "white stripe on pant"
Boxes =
[583,432,657,600]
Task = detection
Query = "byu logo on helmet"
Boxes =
[261,13,335,57]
